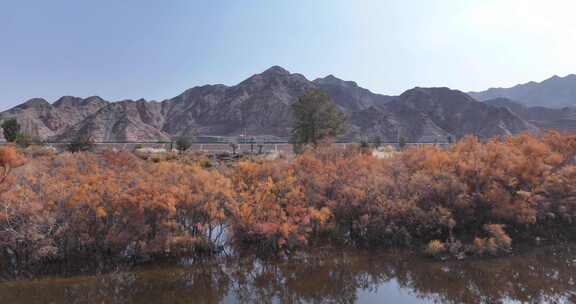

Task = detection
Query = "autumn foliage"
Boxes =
[227,131,576,256]
[1,131,576,270]
[0,150,233,269]
[228,160,331,251]
[0,145,25,185]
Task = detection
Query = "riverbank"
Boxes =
[1,243,575,303]
[1,131,576,274]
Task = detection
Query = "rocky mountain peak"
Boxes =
[315,74,340,84]
[237,66,311,93]
[83,96,107,106]
[16,98,51,110]
[386,87,539,140]
[400,87,476,105]
[53,96,81,108]
[261,65,290,76]
[313,75,393,111]
[314,74,359,87]
[53,96,108,109]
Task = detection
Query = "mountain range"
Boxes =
[469,74,576,108]
[1,66,575,143]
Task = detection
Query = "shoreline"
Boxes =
[1,243,575,303]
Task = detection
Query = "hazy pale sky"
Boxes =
[1,0,576,110]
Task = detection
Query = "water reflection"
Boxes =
[1,244,575,303]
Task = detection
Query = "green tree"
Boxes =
[176,136,193,154]
[398,136,407,149]
[358,136,370,150]
[1,119,20,142]
[290,90,348,148]
[67,135,94,153]
[230,142,239,154]
[15,134,35,148]
[373,136,382,148]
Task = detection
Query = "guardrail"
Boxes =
[0,140,452,155]
[7,140,451,144]
[0,140,452,145]
[0,141,272,154]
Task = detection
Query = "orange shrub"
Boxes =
[228,160,331,251]
[2,131,576,269]
[425,239,446,257]
[0,145,25,185]
[0,151,234,269]
[228,132,576,255]
[472,224,512,255]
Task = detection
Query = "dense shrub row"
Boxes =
[1,131,576,268]
[0,150,233,269]
[230,132,576,257]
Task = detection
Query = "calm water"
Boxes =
[1,244,575,304]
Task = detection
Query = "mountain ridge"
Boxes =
[0,66,567,143]
[483,97,576,132]
[469,74,576,108]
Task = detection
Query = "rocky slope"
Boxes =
[313,75,394,111]
[469,74,576,108]
[0,66,552,142]
[56,99,169,142]
[160,66,315,139]
[484,98,576,132]
[0,96,108,140]
[351,88,538,142]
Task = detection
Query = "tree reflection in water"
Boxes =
[1,244,575,304]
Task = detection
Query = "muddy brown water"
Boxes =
[1,244,575,304]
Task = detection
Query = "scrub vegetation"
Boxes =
[1,131,576,273]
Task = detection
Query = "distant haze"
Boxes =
[1,0,576,110]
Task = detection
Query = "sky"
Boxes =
[1,0,576,110]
